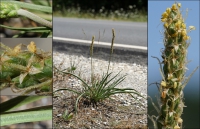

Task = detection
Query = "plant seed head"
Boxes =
[90,36,95,56]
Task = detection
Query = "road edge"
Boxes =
[53,37,147,57]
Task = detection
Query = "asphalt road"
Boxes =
[53,17,147,47]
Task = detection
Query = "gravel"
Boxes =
[53,44,147,128]
[53,50,147,96]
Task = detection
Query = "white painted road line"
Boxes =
[53,37,147,50]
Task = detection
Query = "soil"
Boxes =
[53,72,147,129]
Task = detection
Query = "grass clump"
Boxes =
[54,29,144,114]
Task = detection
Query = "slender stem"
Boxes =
[107,29,115,75]
[17,9,52,28]
[90,36,95,84]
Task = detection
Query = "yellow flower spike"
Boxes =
[172,4,177,10]
[177,3,181,8]
[162,12,168,18]
[161,81,166,87]
[166,8,171,14]
[27,41,37,53]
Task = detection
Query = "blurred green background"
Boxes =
[53,0,147,22]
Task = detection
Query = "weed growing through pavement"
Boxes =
[67,57,78,74]
[53,29,144,114]
[62,109,74,121]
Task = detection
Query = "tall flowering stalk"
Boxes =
[151,2,197,129]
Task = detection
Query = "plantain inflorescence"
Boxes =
[0,42,52,95]
[158,2,195,129]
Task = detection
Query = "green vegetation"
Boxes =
[53,29,144,114]
[54,7,147,22]
[0,42,52,95]
[53,0,147,22]
[0,96,52,126]
[0,0,52,37]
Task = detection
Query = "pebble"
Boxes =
[57,114,62,117]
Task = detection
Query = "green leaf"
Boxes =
[0,106,52,126]
[41,31,51,37]
[1,1,52,13]
[0,96,46,113]
[0,25,51,32]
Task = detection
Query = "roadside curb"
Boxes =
[53,39,147,57]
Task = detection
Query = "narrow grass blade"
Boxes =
[54,66,92,91]
[0,96,47,113]
[75,93,85,114]
[0,106,52,126]
[1,1,52,13]
[0,25,51,32]
[53,88,81,95]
